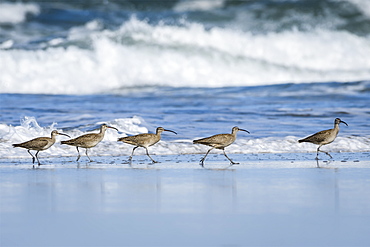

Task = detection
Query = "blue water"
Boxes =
[1,165,370,246]
[1,81,369,159]
[1,81,370,136]
[1,0,370,156]
[1,2,370,246]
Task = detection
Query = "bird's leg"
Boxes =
[85,148,92,162]
[129,146,138,162]
[76,147,81,161]
[315,145,321,160]
[321,150,333,159]
[35,151,41,166]
[317,145,333,159]
[27,150,36,164]
[200,147,214,167]
[145,147,158,163]
[223,149,239,165]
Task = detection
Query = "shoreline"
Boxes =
[1,152,369,169]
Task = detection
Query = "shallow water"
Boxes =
[1,154,370,246]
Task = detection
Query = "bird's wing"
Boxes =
[194,134,233,147]
[119,134,157,146]
[19,138,50,150]
[300,129,330,143]
[62,133,96,146]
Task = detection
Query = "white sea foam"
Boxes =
[1,18,370,94]
[0,2,40,24]
[1,117,368,160]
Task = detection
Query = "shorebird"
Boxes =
[12,130,70,166]
[193,126,250,167]
[299,118,348,159]
[61,124,118,162]
[118,127,177,163]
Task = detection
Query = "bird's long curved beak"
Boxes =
[164,129,177,135]
[59,133,71,138]
[108,126,119,131]
[340,120,348,126]
[239,128,250,134]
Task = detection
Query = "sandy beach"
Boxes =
[1,152,369,246]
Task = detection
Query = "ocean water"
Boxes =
[0,0,370,159]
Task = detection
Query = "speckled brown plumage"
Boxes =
[13,130,70,166]
[299,118,348,159]
[118,127,177,163]
[62,124,118,162]
[193,126,250,167]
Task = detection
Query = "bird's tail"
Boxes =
[298,139,308,143]
[12,143,20,148]
[193,139,208,145]
[61,140,72,145]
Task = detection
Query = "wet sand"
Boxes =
[1,153,370,246]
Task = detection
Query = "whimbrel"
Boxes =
[61,124,118,162]
[118,127,177,163]
[193,126,250,167]
[12,130,70,166]
[299,118,348,159]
